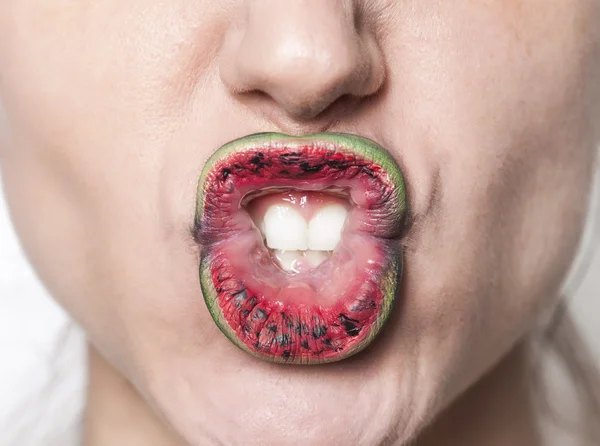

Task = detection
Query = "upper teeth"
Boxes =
[307,204,347,251]
[262,204,348,252]
[263,205,309,251]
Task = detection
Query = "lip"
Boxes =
[194,133,408,364]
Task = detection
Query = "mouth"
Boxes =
[194,133,407,364]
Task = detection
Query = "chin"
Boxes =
[145,342,440,446]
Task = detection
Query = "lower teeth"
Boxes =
[273,249,332,273]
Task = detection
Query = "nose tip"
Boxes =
[220,1,385,122]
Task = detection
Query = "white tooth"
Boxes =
[308,204,348,251]
[274,250,302,273]
[305,250,329,268]
[263,205,309,250]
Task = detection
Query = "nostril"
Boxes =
[219,1,386,125]
[233,88,360,124]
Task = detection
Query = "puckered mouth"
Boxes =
[194,133,408,365]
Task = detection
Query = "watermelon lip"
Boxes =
[195,133,408,365]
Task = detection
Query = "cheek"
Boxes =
[372,0,600,411]
[0,0,224,333]
[0,132,215,378]
[386,143,597,423]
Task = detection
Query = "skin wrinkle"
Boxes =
[0,0,599,445]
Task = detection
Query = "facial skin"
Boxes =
[1,0,599,445]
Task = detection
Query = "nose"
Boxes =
[220,0,385,123]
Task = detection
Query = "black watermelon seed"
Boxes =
[295,324,309,336]
[361,166,377,177]
[252,308,267,321]
[278,153,302,166]
[274,333,291,347]
[301,340,310,349]
[312,325,328,339]
[351,299,377,312]
[299,161,324,173]
[281,312,295,328]
[326,160,346,169]
[339,314,362,337]
[282,350,291,359]
[221,168,231,179]
[232,289,248,308]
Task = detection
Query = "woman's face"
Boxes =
[1,1,599,444]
